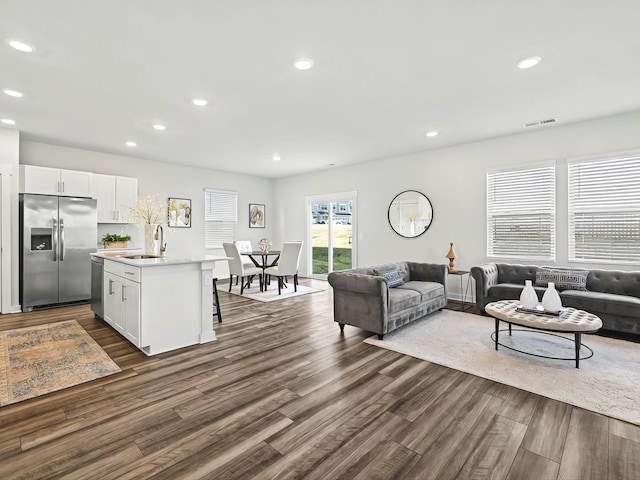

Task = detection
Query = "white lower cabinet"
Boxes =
[103,261,141,347]
[124,280,140,345]
[100,256,217,355]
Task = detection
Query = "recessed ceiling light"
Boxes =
[1,118,16,125]
[152,124,166,131]
[272,154,281,161]
[192,98,208,107]
[294,58,314,70]
[125,141,137,147]
[3,89,24,98]
[517,56,542,69]
[426,131,439,137]
[8,40,33,53]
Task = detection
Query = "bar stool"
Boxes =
[212,277,222,323]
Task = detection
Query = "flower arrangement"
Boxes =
[128,195,167,226]
[404,210,422,222]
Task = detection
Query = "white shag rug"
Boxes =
[364,309,640,426]
[226,282,322,303]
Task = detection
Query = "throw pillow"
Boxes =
[535,267,588,291]
[379,269,404,288]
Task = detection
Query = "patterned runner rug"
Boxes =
[0,320,121,406]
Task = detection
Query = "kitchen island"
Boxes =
[94,253,228,355]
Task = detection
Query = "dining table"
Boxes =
[241,250,281,289]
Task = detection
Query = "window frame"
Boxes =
[204,188,238,249]
[486,163,556,262]
[567,153,640,265]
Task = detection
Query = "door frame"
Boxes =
[305,191,357,280]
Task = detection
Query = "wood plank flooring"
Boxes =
[0,278,639,479]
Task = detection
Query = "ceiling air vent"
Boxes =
[524,118,558,128]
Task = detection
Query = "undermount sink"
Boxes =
[122,254,163,259]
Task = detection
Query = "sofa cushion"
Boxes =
[373,263,410,283]
[535,267,588,291]
[587,269,640,297]
[497,264,537,284]
[388,288,421,313]
[488,283,545,301]
[561,290,640,317]
[398,281,444,303]
[378,268,404,288]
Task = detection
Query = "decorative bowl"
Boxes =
[258,238,272,253]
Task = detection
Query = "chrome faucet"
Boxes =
[154,224,167,256]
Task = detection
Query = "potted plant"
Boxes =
[102,233,132,249]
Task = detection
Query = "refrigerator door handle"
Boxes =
[60,218,65,261]
[52,217,58,261]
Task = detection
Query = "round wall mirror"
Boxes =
[388,190,433,238]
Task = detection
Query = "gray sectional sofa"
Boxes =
[327,262,448,339]
[470,263,640,335]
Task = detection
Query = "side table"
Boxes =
[447,270,472,312]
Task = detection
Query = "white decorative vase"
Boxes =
[542,282,563,312]
[409,221,416,236]
[519,280,538,310]
[144,224,156,254]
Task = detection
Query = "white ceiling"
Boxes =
[2,1,640,178]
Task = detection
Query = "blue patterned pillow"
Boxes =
[379,268,404,288]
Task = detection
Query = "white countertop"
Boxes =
[92,252,230,267]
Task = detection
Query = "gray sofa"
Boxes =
[327,262,448,339]
[470,263,640,335]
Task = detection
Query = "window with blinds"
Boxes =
[568,155,640,264]
[486,165,556,260]
[204,189,238,249]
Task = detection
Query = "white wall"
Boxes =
[20,141,274,279]
[0,128,20,312]
[273,109,640,299]
[11,109,640,306]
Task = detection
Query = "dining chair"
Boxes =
[234,240,255,282]
[223,243,263,294]
[234,240,253,253]
[264,241,303,295]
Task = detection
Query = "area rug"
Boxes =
[0,320,121,406]
[227,283,322,303]
[364,310,640,426]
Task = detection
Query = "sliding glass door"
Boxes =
[306,192,357,279]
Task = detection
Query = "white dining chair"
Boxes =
[234,240,255,281]
[223,243,263,294]
[264,241,303,295]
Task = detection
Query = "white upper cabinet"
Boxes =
[20,165,94,198]
[95,174,138,223]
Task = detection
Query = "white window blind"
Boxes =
[568,155,640,264]
[487,165,556,260]
[204,189,237,249]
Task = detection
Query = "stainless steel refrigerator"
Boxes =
[20,194,97,311]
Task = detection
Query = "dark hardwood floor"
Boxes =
[1,278,639,479]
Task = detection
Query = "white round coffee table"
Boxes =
[485,300,602,368]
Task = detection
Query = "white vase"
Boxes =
[144,224,156,254]
[542,282,563,312]
[519,279,538,309]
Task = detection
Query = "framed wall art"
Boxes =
[249,203,265,228]
[168,197,191,228]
